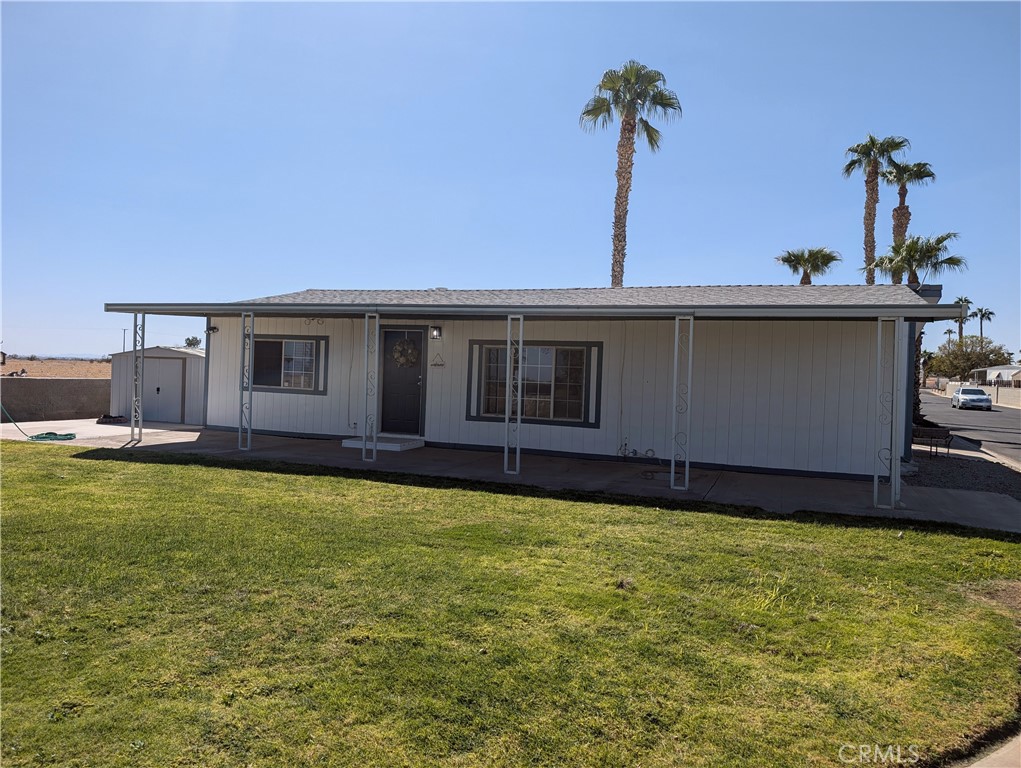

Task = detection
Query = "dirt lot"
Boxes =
[1,358,111,379]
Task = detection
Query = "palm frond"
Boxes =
[776,248,841,282]
[647,88,682,120]
[885,159,935,186]
[580,96,614,131]
[842,157,865,178]
[844,134,910,177]
[581,60,681,151]
[636,118,662,152]
[877,232,967,284]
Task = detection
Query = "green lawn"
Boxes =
[1,441,1019,767]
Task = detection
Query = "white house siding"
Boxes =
[206,315,895,477]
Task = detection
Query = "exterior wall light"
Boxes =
[429,326,442,340]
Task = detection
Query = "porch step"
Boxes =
[341,436,425,452]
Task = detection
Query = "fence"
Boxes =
[0,378,111,423]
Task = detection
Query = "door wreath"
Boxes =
[392,338,420,368]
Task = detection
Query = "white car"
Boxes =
[951,387,992,411]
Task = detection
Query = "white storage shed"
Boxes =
[109,346,205,424]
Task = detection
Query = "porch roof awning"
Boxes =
[106,284,963,322]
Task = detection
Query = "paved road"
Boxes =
[920,390,1021,466]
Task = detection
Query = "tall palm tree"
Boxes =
[972,307,995,342]
[874,232,966,286]
[775,248,842,285]
[954,295,972,341]
[883,159,935,284]
[944,328,956,343]
[842,134,910,285]
[581,60,682,288]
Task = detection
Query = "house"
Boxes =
[967,364,1021,388]
[106,284,961,507]
[109,346,206,424]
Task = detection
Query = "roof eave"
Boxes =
[105,302,961,321]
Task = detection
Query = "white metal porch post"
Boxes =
[873,317,904,508]
[891,317,906,504]
[504,314,524,474]
[238,312,254,450]
[670,315,694,490]
[130,313,145,443]
[362,313,380,461]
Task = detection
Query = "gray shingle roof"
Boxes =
[107,284,960,320]
[240,284,933,308]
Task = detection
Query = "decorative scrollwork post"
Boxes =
[504,315,524,474]
[670,315,694,490]
[130,313,145,442]
[238,312,254,450]
[362,313,379,461]
[873,317,904,508]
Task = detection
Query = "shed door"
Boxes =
[143,359,184,423]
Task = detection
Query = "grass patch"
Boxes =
[2,441,1020,767]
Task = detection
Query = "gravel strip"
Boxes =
[905,449,1021,501]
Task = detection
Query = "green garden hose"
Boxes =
[0,403,76,441]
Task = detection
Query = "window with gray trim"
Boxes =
[251,336,328,394]
[467,340,601,428]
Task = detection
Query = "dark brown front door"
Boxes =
[381,330,424,435]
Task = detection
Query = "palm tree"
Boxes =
[972,307,995,342]
[944,328,956,343]
[883,159,935,284]
[842,135,910,285]
[875,233,967,423]
[775,248,842,285]
[919,349,935,376]
[954,295,972,341]
[581,60,682,288]
[951,296,967,341]
[874,232,966,286]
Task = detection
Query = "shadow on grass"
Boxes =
[926,706,1021,768]
[70,447,1021,544]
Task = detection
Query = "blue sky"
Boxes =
[3,1,1019,356]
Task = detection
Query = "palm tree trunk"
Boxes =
[610,114,637,289]
[979,318,984,342]
[891,183,910,284]
[863,160,879,285]
[957,316,964,341]
[800,270,811,285]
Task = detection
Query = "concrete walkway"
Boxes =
[954,734,1020,768]
[4,419,1020,534]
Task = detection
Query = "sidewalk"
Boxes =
[4,419,1020,534]
[955,734,1020,768]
